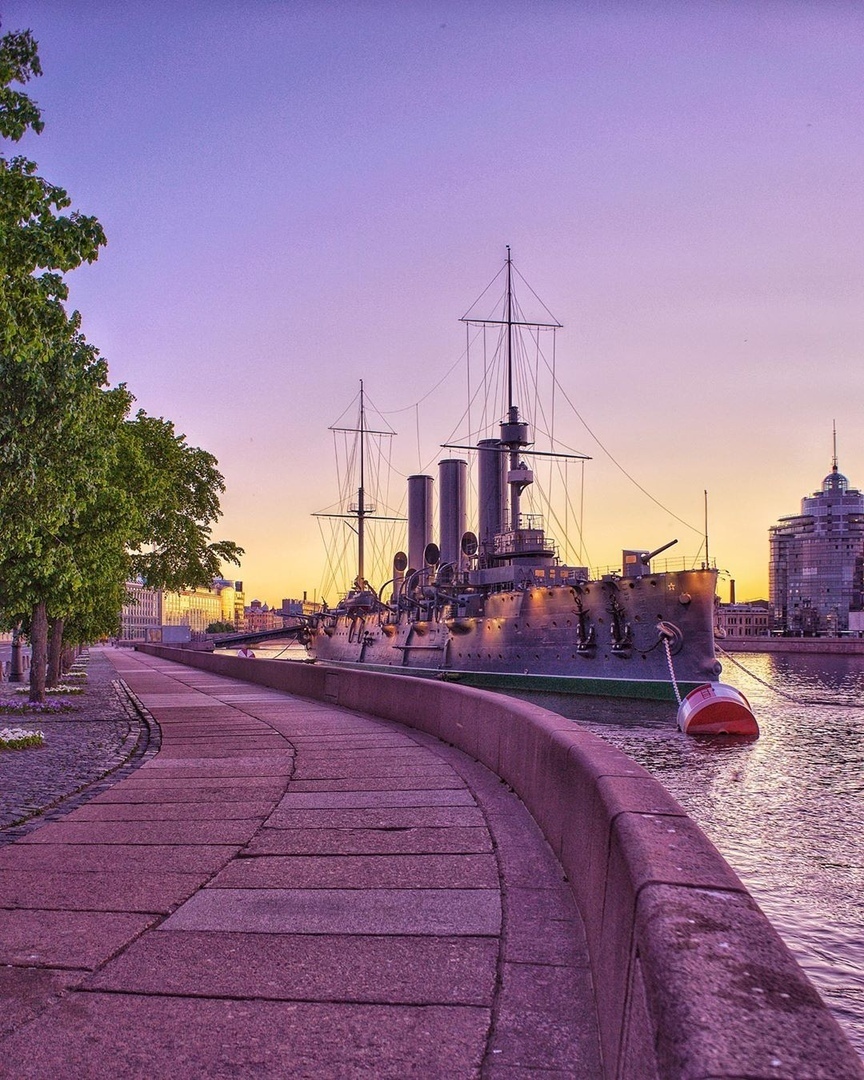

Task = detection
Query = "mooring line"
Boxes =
[717,646,863,708]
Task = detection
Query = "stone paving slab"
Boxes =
[264,805,486,830]
[285,773,464,792]
[0,869,208,912]
[150,742,294,758]
[67,799,274,821]
[162,886,502,936]
[0,993,491,1080]
[286,733,423,748]
[487,962,601,1073]
[0,648,602,1078]
[288,759,453,780]
[0,843,240,874]
[89,780,287,804]
[293,747,439,765]
[130,759,294,778]
[85,930,499,1004]
[244,825,494,856]
[274,788,475,809]
[209,852,499,889]
[0,967,88,1040]
[0,909,157,968]
[15,819,261,845]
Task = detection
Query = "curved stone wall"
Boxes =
[137,646,863,1079]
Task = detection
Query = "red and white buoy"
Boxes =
[677,683,759,737]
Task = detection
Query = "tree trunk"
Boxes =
[47,616,64,687]
[29,600,48,704]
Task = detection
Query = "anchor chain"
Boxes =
[716,646,863,708]
[661,633,682,706]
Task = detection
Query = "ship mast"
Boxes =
[453,249,586,557]
[357,379,367,584]
[502,245,532,530]
[314,381,403,594]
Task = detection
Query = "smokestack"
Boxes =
[478,439,504,557]
[438,459,467,571]
[407,474,433,575]
[729,580,736,605]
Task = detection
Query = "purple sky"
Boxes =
[4,0,864,604]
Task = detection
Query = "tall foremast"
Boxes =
[314,381,403,593]
[452,248,589,565]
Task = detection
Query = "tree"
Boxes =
[0,28,242,699]
[122,411,244,591]
[0,27,114,700]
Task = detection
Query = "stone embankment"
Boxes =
[1,644,861,1077]
[137,643,864,1079]
[721,637,864,655]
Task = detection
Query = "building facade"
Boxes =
[119,579,244,641]
[769,455,864,634]
[244,599,284,633]
[716,600,772,638]
[120,580,162,640]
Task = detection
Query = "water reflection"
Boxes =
[570,653,864,1059]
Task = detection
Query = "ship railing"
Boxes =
[590,556,717,578]
[492,530,555,557]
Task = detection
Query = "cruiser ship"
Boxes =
[305,253,722,703]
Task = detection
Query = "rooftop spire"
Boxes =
[832,420,838,472]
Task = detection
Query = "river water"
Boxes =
[259,644,864,1058]
[570,651,864,1060]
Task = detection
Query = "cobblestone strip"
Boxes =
[0,655,159,843]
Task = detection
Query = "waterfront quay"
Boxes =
[1,649,862,1078]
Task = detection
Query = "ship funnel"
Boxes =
[439,458,467,573]
[478,439,505,558]
[407,474,433,577]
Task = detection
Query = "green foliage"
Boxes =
[123,411,243,590]
[206,621,236,635]
[0,28,43,140]
[0,27,242,700]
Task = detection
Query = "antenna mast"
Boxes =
[357,380,366,585]
[704,489,709,568]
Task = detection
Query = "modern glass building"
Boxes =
[769,454,864,634]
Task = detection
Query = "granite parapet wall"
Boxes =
[137,645,864,1080]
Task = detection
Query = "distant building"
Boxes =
[716,600,772,638]
[244,599,284,632]
[120,580,161,640]
[769,450,864,634]
[279,595,323,617]
[119,579,244,641]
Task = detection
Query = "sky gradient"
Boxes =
[4,1,863,606]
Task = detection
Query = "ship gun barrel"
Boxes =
[645,539,678,563]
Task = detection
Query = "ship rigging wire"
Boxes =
[382,256,706,546]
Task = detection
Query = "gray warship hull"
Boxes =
[305,254,722,705]
[308,566,720,703]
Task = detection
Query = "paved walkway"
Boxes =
[0,649,601,1078]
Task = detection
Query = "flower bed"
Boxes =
[0,698,76,715]
[0,726,45,750]
[12,684,84,695]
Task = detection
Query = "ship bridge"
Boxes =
[492,512,557,560]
